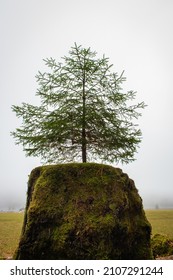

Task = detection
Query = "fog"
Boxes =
[1,0,173,210]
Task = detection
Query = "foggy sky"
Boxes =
[1,0,173,210]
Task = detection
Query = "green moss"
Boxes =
[14,163,153,260]
[151,234,173,258]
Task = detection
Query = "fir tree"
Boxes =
[11,43,146,163]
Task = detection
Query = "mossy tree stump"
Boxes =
[15,163,153,259]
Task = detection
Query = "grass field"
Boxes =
[0,212,23,259]
[145,209,173,239]
[0,209,173,259]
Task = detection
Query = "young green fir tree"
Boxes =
[11,43,146,163]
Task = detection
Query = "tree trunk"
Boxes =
[82,67,87,163]
[82,128,86,162]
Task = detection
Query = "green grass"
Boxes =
[0,212,24,259]
[145,209,173,239]
[0,209,173,259]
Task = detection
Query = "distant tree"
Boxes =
[11,43,146,163]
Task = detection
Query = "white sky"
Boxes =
[0,0,173,209]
